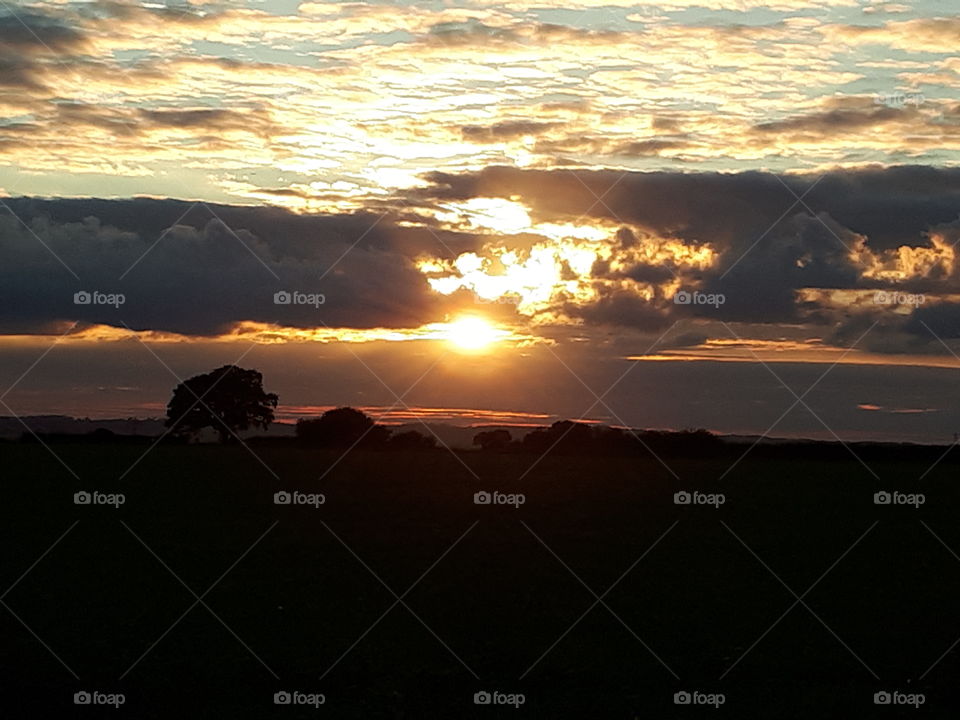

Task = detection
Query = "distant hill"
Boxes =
[0,416,532,446]
[0,415,166,439]
[0,415,300,440]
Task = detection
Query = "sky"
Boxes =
[1,0,959,442]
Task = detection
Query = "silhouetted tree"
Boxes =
[522,420,594,454]
[593,426,632,453]
[473,429,513,451]
[516,421,724,457]
[86,428,118,444]
[296,407,389,447]
[388,430,437,450]
[165,365,278,444]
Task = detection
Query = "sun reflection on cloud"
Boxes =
[435,197,533,235]
[423,243,592,315]
[432,197,611,242]
[419,214,718,321]
[855,231,956,281]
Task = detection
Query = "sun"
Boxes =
[444,316,504,351]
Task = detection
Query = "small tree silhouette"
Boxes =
[165,365,278,444]
[388,430,437,450]
[522,420,593,454]
[296,407,389,447]
[473,429,512,451]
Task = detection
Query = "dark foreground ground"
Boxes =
[2,441,960,718]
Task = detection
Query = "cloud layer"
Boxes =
[1,2,959,203]
[2,165,959,359]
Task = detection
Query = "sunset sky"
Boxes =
[1,0,959,442]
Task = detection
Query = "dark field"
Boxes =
[2,442,960,718]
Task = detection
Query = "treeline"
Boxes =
[294,407,436,450]
[292,410,727,457]
[474,421,725,457]
[14,393,960,466]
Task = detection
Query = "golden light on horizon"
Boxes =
[442,315,507,351]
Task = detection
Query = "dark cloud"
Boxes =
[6,104,279,139]
[906,302,960,341]
[461,121,562,142]
[702,212,863,323]
[420,165,960,257]
[651,116,682,131]
[662,331,709,349]
[137,107,275,134]
[419,164,960,255]
[620,263,675,284]
[427,20,517,44]
[615,226,638,249]
[0,198,452,336]
[562,286,671,331]
[426,20,621,47]
[0,10,87,92]
[614,139,688,156]
[416,164,960,333]
[0,11,86,54]
[0,56,45,89]
[825,314,933,355]
[4,165,960,345]
[754,105,911,134]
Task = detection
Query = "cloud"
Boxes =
[4,4,950,190]
[0,198,450,336]
[0,3,955,196]
[754,104,911,134]
[0,9,88,93]
[615,139,691,157]
[421,165,960,255]
[0,56,45,90]
[3,163,960,362]
[906,302,960,341]
[413,165,960,336]
[461,121,563,142]
[827,17,960,53]
[0,10,86,54]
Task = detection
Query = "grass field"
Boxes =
[2,441,960,717]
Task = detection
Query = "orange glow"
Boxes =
[0,320,535,348]
[280,404,557,426]
[440,316,508,351]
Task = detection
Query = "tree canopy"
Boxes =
[473,429,513,451]
[165,365,278,443]
[296,407,389,447]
